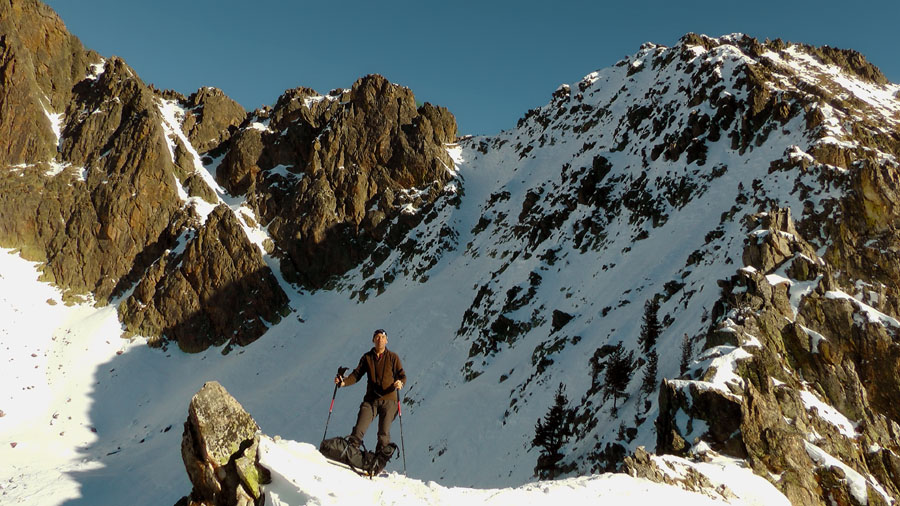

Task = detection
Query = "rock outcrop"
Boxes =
[654,208,900,505]
[636,39,900,506]
[0,0,95,167]
[429,32,900,501]
[0,1,184,302]
[180,87,246,154]
[119,205,290,353]
[217,74,458,287]
[179,381,269,506]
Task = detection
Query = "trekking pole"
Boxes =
[322,366,348,444]
[398,392,407,475]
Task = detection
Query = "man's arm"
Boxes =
[340,354,367,387]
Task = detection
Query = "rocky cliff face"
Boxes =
[612,36,900,505]
[0,1,184,303]
[215,74,458,287]
[535,35,900,505]
[653,208,900,505]
[0,0,456,351]
[0,0,281,350]
[119,205,290,353]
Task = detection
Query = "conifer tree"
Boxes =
[680,333,693,375]
[603,343,634,414]
[589,347,608,393]
[532,383,573,479]
[638,298,661,354]
[640,348,658,396]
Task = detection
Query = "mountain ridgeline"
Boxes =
[0,0,456,352]
[3,1,900,504]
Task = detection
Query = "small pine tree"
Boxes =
[532,383,573,479]
[640,348,658,396]
[680,333,693,375]
[589,347,608,393]
[603,343,634,414]
[638,298,661,354]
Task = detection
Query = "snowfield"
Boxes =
[0,247,788,505]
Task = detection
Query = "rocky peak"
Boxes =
[0,0,96,109]
[0,0,98,167]
[213,72,457,288]
[0,21,185,301]
[0,0,461,350]
[0,0,291,351]
[180,86,246,154]
[387,31,900,497]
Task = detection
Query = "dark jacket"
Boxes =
[342,347,407,403]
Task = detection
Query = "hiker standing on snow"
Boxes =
[335,328,406,453]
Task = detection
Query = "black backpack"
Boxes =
[319,437,398,477]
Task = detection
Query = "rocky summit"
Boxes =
[2,1,900,505]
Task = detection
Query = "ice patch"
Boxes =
[43,107,64,150]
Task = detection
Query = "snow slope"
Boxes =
[0,245,786,505]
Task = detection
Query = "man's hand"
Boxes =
[393,380,403,390]
[334,376,344,387]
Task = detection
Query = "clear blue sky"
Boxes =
[45,0,899,136]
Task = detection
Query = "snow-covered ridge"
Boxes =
[258,436,787,506]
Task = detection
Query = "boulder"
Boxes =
[179,381,269,506]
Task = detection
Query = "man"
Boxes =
[335,328,406,453]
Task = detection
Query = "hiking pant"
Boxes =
[349,397,397,452]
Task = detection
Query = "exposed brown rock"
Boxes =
[181,87,246,154]
[0,5,184,303]
[119,204,289,353]
[219,74,458,288]
[623,447,739,502]
[0,0,97,167]
[655,208,900,505]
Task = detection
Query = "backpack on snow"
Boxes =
[319,437,398,477]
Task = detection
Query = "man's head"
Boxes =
[372,328,388,353]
